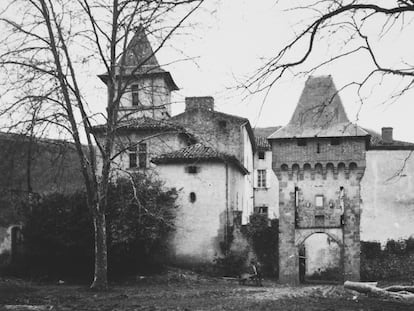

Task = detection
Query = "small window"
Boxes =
[138,143,147,168]
[297,139,307,146]
[218,120,227,129]
[128,146,137,168]
[295,187,299,208]
[316,143,320,153]
[315,195,324,207]
[254,206,268,216]
[315,215,325,227]
[331,138,340,145]
[189,192,196,203]
[186,166,199,174]
[258,151,265,160]
[257,169,267,188]
[131,84,140,106]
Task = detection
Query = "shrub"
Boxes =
[14,172,177,281]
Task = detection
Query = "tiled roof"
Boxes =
[151,143,248,174]
[253,127,281,150]
[364,128,414,150]
[92,117,186,133]
[269,76,368,139]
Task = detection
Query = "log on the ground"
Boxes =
[3,305,54,311]
[344,281,414,304]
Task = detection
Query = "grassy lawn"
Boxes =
[1,272,414,311]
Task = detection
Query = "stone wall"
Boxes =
[272,137,366,284]
[172,109,246,164]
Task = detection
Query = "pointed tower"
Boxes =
[99,26,178,120]
[268,76,370,284]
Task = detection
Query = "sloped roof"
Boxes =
[98,26,178,90]
[364,128,414,150]
[151,143,248,174]
[269,76,369,139]
[253,127,281,150]
[91,117,187,133]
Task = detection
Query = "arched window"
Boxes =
[189,192,196,203]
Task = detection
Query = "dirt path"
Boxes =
[1,277,413,310]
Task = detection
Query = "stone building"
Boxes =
[268,76,369,284]
[93,28,256,264]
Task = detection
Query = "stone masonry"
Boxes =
[268,76,369,284]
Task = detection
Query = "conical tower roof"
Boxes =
[121,25,160,69]
[269,76,368,139]
[98,26,178,90]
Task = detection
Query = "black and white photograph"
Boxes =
[1,1,414,310]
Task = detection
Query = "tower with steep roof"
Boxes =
[268,76,369,284]
[98,26,178,121]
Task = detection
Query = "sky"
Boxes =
[146,0,414,143]
[4,0,411,142]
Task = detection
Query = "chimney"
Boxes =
[381,127,393,144]
[185,96,214,112]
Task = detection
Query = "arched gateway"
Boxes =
[268,76,369,284]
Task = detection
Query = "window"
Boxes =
[138,143,147,168]
[295,187,299,208]
[331,138,341,145]
[258,151,265,160]
[315,215,325,227]
[254,206,268,216]
[128,146,137,168]
[316,143,320,153]
[257,169,267,188]
[186,166,199,174]
[131,84,140,106]
[315,195,324,208]
[297,139,307,146]
[189,192,196,203]
[218,120,227,129]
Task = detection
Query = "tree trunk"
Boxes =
[90,207,108,290]
[344,281,414,304]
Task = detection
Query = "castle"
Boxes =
[1,28,414,283]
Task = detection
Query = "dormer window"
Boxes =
[131,84,140,106]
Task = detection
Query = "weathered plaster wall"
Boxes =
[253,150,278,219]
[242,126,254,224]
[361,150,414,243]
[95,131,189,177]
[156,162,229,264]
[118,76,171,119]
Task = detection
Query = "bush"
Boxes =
[244,215,279,278]
[361,238,414,281]
[13,173,177,281]
[215,215,279,278]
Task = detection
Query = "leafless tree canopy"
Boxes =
[0,0,204,290]
[246,0,414,105]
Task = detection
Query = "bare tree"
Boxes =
[0,0,205,290]
[246,0,414,105]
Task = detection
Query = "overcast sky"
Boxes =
[148,0,414,143]
[72,0,414,142]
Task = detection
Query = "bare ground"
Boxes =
[1,271,414,311]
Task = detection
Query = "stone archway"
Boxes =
[297,231,344,283]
